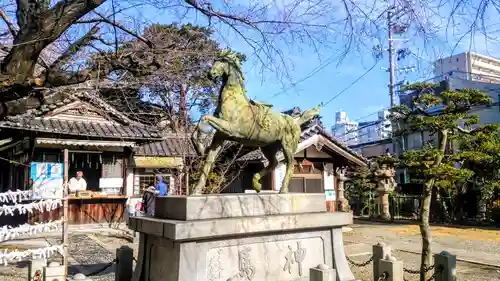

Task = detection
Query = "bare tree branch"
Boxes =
[0,7,17,36]
[77,11,154,48]
[49,25,101,72]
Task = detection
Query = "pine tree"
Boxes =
[458,122,500,219]
[390,83,494,281]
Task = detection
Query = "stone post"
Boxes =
[43,261,65,281]
[28,258,46,281]
[335,167,350,212]
[434,251,457,281]
[373,242,391,281]
[116,245,134,281]
[309,264,336,281]
[378,254,404,281]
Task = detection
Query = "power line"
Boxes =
[322,62,380,107]
[264,53,343,101]
[333,118,388,140]
[266,56,379,106]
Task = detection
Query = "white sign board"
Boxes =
[273,163,286,192]
[99,177,123,188]
[325,190,336,201]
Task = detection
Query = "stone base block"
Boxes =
[154,193,327,220]
[129,193,358,281]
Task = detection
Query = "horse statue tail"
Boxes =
[296,103,323,126]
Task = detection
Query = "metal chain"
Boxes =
[378,272,389,281]
[403,264,442,281]
[345,255,373,267]
[87,259,117,276]
[426,272,437,281]
[425,265,435,272]
[404,264,435,274]
[426,265,444,281]
[403,267,420,274]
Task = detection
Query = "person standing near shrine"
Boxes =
[142,186,158,216]
[69,171,87,193]
[155,175,168,196]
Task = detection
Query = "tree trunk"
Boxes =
[1,0,107,89]
[419,129,448,281]
[419,180,434,281]
[179,84,187,130]
[0,41,40,84]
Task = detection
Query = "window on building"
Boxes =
[407,132,423,150]
[133,169,173,195]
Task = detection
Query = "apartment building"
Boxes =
[434,52,500,84]
[358,110,392,144]
[332,111,358,146]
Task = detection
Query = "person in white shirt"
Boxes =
[69,171,87,193]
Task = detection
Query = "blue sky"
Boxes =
[89,0,500,128]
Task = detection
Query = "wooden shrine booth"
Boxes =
[0,88,164,226]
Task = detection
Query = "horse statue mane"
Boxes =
[214,49,245,79]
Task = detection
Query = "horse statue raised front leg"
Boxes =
[191,50,322,195]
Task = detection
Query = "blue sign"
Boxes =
[30,162,64,199]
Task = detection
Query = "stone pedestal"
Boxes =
[129,193,358,281]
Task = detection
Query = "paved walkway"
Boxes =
[345,242,500,281]
[346,222,500,266]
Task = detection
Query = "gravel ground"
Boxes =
[0,232,131,281]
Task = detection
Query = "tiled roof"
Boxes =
[5,86,134,123]
[0,86,163,140]
[0,116,161,140]
[134,135,197,156]
[238,124,367,163]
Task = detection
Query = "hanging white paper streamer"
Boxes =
[0,220,63,242]
[0,244,64,265]
[0,190,33,204]
[0,199,62,216]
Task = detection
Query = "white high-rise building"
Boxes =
[332,111,358,146]
[433,52,500,84]
[335,111,348,124]
[358,110,392,144]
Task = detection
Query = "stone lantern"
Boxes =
[373,163,397,220]
[335,167,350,212]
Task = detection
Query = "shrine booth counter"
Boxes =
[28,140,133,225]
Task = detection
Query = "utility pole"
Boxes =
[387,8,396,108]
